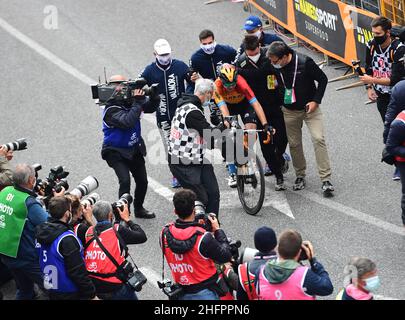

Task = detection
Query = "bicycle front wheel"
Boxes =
[236,153,265,215]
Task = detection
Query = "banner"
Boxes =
[249,0,379,66]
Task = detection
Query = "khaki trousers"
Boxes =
[282,107,332,181]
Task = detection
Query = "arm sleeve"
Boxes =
[26,199,48,226]
[306,58,328,104]
[0,156,13,186]
[303,258,334,296]
[237,76,257,105]
[141,96,159,114]
[118,221,147,245]
[198,230,232,264]
[390,45,405,87]
[104,104,142,129]
[59,236,96,299]
[386,121,405,157]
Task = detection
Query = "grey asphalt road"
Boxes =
[0,0,404,300]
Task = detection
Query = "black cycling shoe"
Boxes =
[134,207,156,219]
[322,181,334,198]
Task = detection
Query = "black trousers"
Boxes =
[259,115,289,179]
[377,93,391,123]
[169,163,220,217]
[104,150,148,210]
[396,161,405,225]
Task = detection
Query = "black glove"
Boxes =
[263,123,273,134]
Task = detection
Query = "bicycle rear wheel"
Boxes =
[236,153,265,215]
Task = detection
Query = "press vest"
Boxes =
[257,265,315,300]
[0,186,29,258]
[39,230,83,293]
[394,111,405,162]
[168,103,206,164]
[102,105,141,149]
[84,224,125,284]
[162,224,217,286]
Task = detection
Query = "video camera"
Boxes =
[91,77,159,106]
[1,138,27,152]
[112,193,133,222]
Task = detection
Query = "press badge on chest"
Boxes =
[284,88,296,105]
[267,75,277,90]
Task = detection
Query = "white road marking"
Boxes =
[139,267,162,290]
[294,189,405,237]
[1,17,402,235]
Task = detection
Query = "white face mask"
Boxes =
[252,30,262,39]
[201,41,217,55]
[272,63,282,69]
[203,93,212,107]
[156,54,172,66]
[248,52,261,64]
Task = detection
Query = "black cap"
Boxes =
[254,226,277,253]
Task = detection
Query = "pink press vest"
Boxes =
[257,265,315,300]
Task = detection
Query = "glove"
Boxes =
[263,123,273,134]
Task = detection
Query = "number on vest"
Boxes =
[5,193,14,202]
[275,290,283,300]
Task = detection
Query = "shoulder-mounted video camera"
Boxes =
[91,72,159,106]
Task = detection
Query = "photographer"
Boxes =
[236,226,278,300]
[66,194,95,235]
[256,229,333,300]
[102,75,159,219]
[35,196,97,300]
[0,146,13,191]
[0,164,49,299]
[168,78,224,217]
[160,189,232,300]
[75,200,147,300]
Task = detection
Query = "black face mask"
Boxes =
[374,34,388,45]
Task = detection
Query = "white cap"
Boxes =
[154,39,172,55]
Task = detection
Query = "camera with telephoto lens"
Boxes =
[80,193,100,209]
[194,201,216,232]
[36,166,70,198]
[2,138,27,152]
[112,193,133,221]
[157,279,184,300]
[91,77,159,106]
[68,176,99,199]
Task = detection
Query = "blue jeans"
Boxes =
[99,284,138,300]
[179,289,219,300]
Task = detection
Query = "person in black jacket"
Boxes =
[35,196,97,300]
[168,78,225,217]
[102,75,159,219]
[267,41,334,197]
[383,80,405,143]
[161,189,232,300]
[237,35,289,190]
[76,200,147,300]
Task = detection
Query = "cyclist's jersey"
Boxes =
[214,75,257,107]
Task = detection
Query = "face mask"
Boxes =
[201,42,216,55]
[364,276,380,293]
[202,94,212,107]
[252,30,262,39]
[272,63,282,69]
[156,54,172,66]
[248,52,261,64]
[374,34,388,45]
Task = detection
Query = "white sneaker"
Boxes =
[227,174,237,188]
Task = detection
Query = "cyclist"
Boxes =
[214,63,273,187]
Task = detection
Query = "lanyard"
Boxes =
[280,54,298,89]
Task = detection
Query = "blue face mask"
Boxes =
[364,276,380,293]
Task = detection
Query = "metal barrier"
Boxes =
[341,0,381,14]
[380,0,405,25]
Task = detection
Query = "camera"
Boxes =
[2,138,27,152]
[36,166,70,199]
[127,270,147,292]
[32,164,42,178]
[68,176,99,199]
[112,193,133,221]
[298,243,310,261]
[194,201,217,231]
[157,279,184,300]
[80,193,100,208]
[91,77,159,106]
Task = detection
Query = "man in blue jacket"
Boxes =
[383,80,405,144]
[0,164,49,299]
[386,108,405,228]
[139,39,194,188]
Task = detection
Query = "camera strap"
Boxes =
[246,262,253,296]
[91,227,123,273]
[112,225,141,271]
[160,228,167,282]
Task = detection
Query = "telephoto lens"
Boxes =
[81,193,100,208]
[114,193,133,210]
[2,138,27,152]
[194,201,206,216]
[69,176,99,199]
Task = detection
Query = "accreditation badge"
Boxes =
[284,88,296,105]
[267,75,277,90]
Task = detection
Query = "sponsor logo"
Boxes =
[294,0,338,32]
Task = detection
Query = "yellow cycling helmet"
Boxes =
[218,63,238,87]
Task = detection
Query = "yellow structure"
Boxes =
[380,0,405,25]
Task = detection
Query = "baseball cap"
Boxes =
[243,15,262,31]
[154,39,172,55]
